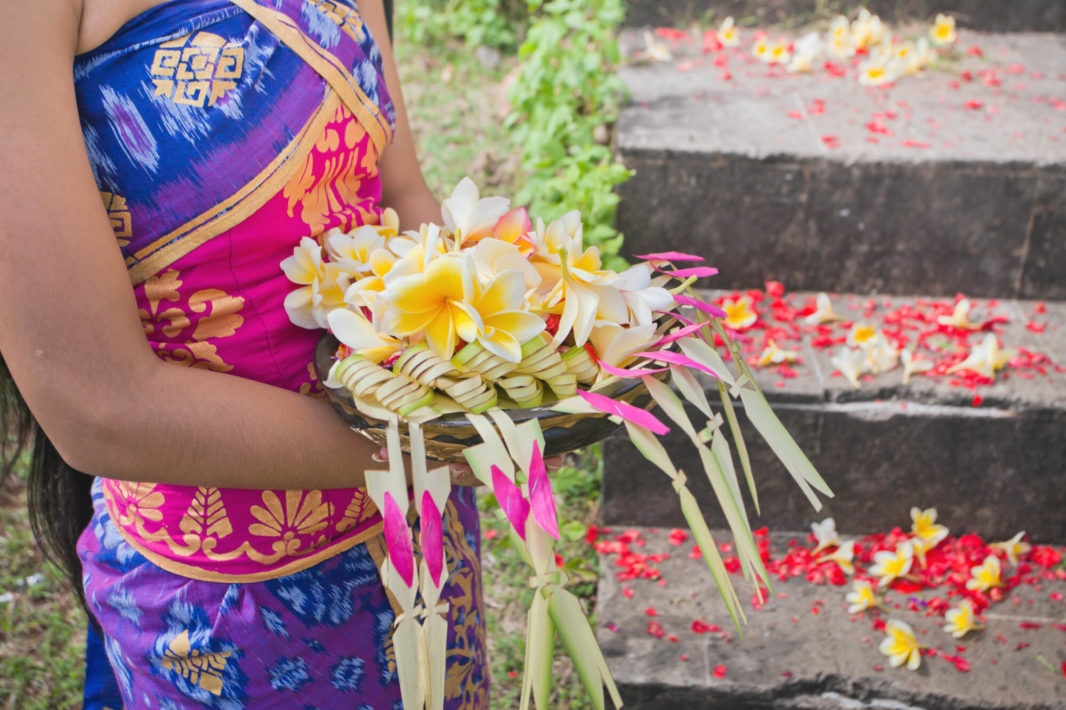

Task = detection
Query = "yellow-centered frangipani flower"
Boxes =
[966,555,1003,592]
[752,37,772,63]
[900,348,933,384]
[379,253,480,359]
[636,30,672,62]
[827,16,855,59]
[758,339,801,367]
[831,347,868,389]
[846,579,880,614]
[911,507,949,547]
[472,238,541,292]
[870,542,914,587]
[531,213,627,347]
[281,236,347,329]
[613,263,674,327]
[768,40,792,65]
[946,334,1017,379]
[850,9,885,50]
[890,41,922,77]
[589,322,658,379]
[787,32,822,73]
[811,517,840,554]
[466,270,546,363]
[823,541,856,575]
[865,333,899,374]
[858,58,896,87]
[804,292,842,324]
[937,299,980,330]
[931,13,956,46]
[990,531,1031,566]
[879,619,923,670]
[847,323,878,348]
[943,599,984,639]
[441,176,511,244]
[327,308,403,364]
[722,295,758,329]
[718,17,739,47]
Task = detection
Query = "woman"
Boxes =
[0,0,491,706]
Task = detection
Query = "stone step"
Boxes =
[594,527,1066,709]
[623,1,1066,34]
[613,29,1066,300]
[600,290,1066,543]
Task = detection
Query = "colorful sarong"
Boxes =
[72,0,489,706]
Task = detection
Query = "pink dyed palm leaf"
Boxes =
[674,293,728,318]
[631,350,722,379]
[655,265,719,279]
[577,389,670,436]
[420,491,445,587]
[635,251,705,262]
[492,465,531,541]
[382,492,416,588]
[526,441,560,540]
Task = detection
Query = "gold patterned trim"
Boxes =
[128,91,341,285]
[110,514,384,583]
[225,0,391,154]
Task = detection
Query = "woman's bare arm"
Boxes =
[357,0,443,231]
[0,0,398,490]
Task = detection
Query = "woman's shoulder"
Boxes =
[76,0,176,55]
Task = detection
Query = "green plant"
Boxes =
[506,0,632,269]
[396,0,528,51]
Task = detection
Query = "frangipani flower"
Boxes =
[900,348,933,384]
[473,237,540,291]
[804,293,841,324]
[850,9,885,50]
[931,13,956,46]
[468,270,546,363]
[757,339,800,367]
[858,58,896,87]
[966,555,1003,592]
[946,334,1017,379]
[846,579,880,613]
[718,17,739,47]
[831,347,867,389]
[879,619,923,670]
[937,298,979,330]
[823,541,855,575]
[944,599,983,639]
[281,236,347,329]
[637,30,672,62]
[911,507,948,547]
[328,308,403,364]
[870,542,914,587]
[589,322,658,373]
[490,207,535,253]
[864,334,899,374]
[721,295,758,329]
[379,253,479,359]
[847,323,878,348]
[990,531,1031,566]
[768,39,791,65]
[787,33,822,73]
[811,517,840,554]
[614,263,674,327]
[324,224,386,276]
[441,176,511,244]
[827,16,855,59]
[752,36,772,63]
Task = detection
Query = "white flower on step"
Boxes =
[831,347,867,389]
[900,348,933,384]
[858,57,897,86]
[757,339,800,367]
[827,16,855,59]
[931,13,956,47]
[864,332,899,374]
[910,507,949,547]
[846,579,880,614]
[989,531,1031,566]
[966,555,1003,592]
[850,9,885,51]
[937,299,980,330]
[913,38,936,70]
[787,32,822,73]
[944,599,983,639]
[946,334,1017,380]
[811,517,840,554]
[752,36,772,63]
[804,292,842,324]
[822,541,856,575]
[879,619,923,670]
[637,30,672,62]
[768,38,792,66]
[870,542,914,587]
[718,17,740,47]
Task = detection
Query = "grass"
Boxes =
[0,21,603,710]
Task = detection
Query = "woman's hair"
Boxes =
[1,353,96,624]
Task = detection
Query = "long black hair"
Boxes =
[1,353,96,622]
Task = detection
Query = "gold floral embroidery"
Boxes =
[112,481,166,528]
[150,32,244,107]
[138,269,245,373]
[249,490,331,556]
[161,630,231,696]
[282,104,379,237]
[100,192,132,247]
[336,489,374,533]
[179,487,233,542]
[299,361,327,398]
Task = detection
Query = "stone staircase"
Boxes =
[596,3,1066,707]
